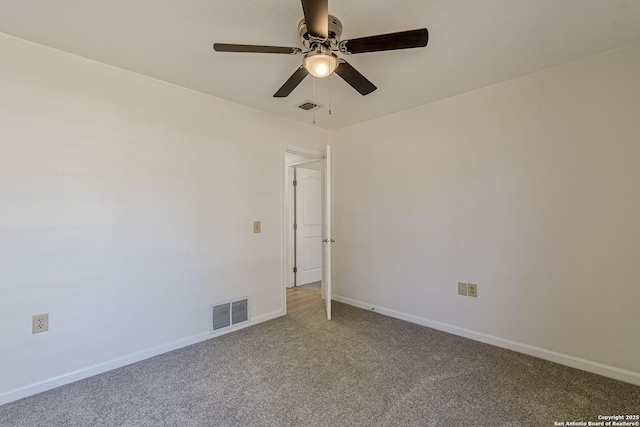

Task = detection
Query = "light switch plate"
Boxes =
[253,221,261,233]
[458,282,467,296]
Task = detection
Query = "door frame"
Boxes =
[282,145,325,314]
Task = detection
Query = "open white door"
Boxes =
[295,167,323,285]
[323,145,333,320]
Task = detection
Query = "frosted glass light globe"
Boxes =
[304,52,339,78]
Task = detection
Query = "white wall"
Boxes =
[0,33,329,402]
[332,43,640,381]
[2,29,639,404]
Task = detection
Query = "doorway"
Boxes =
[283,147,325,313]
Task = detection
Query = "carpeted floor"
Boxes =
[1,301,639,426]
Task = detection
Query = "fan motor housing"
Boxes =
[299,15,343,50]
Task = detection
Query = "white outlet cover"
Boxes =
[32,313,49,333]
[468,283,478,297]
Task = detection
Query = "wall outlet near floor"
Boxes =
[468,283,478,297]
[458,282,468,296]
[253,221,261,233]
[32,313,49,333]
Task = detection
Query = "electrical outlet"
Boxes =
[468,283,478,297]
[253,221,261,233]
[32,313,49,333]
[458,282,468,296]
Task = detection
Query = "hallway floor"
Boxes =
[286,285,321,312]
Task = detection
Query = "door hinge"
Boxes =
[293,267,297,273]
[293,180,297,186]
[293,223,297,230]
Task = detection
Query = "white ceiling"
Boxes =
[2,0,640,130]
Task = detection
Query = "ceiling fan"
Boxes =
[213,0,428,98]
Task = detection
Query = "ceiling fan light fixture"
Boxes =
[303,51,339,78]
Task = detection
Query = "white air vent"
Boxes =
[212,304,231,331]
[296,100,323,112]
[210,298,249,333]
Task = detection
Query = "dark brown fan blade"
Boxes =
[301,0,328,39]
[334,61,377,96]
[214,43,301,55]
[274,66,309,98]
[339,28,428,54]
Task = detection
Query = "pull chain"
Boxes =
[313,77,316,125]
[328,74,332,115]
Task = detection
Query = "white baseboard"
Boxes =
[251,308,285,325]
[0,309,285,406]
[332,294,640,387]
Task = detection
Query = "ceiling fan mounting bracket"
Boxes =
[338,40,350,55]
[299,15,343,51]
